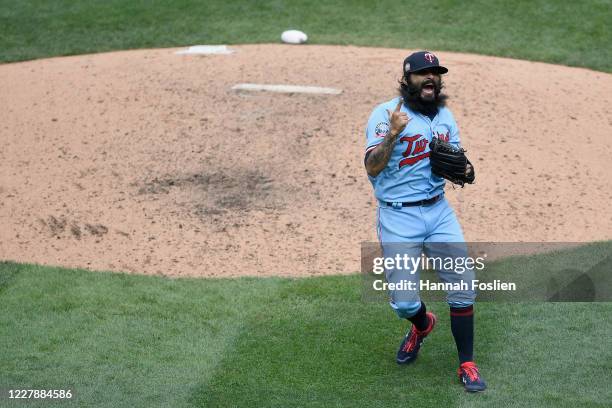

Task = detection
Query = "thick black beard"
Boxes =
[398,77,447,116]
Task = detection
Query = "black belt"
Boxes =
[384,194,442,208]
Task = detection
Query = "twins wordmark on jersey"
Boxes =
[397,129,452,168]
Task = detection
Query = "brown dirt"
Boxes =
[1,44,611,277]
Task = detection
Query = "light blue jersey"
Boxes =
[365,96,462,203]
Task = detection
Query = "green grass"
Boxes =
[0,0,610,71]
[1,259,610,407]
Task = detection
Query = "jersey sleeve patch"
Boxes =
[374,122,390,138]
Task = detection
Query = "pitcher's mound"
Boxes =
[1,44,610,277]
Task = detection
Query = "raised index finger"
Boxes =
[395,99,403,112]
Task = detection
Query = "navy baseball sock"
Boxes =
[407,302,429,331]
[450,305,474,363]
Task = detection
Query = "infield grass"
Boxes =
[1,243,611,407]
[0,0,610,72]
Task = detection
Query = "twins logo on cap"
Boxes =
[403,50,448,74]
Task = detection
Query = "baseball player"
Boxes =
[364,51,486,392]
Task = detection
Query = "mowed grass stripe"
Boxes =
[195,275,612,407]
[0,0,610,71]
[0,263,283,407]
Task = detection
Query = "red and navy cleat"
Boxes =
[457,361,487,392]
[396,312,437,364]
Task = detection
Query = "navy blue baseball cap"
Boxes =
[403,51,448,75]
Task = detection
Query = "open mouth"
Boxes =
[421,82,435,96]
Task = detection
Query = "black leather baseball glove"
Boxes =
[428,137,475,187]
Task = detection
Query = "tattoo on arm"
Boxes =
[365,132,398,177]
